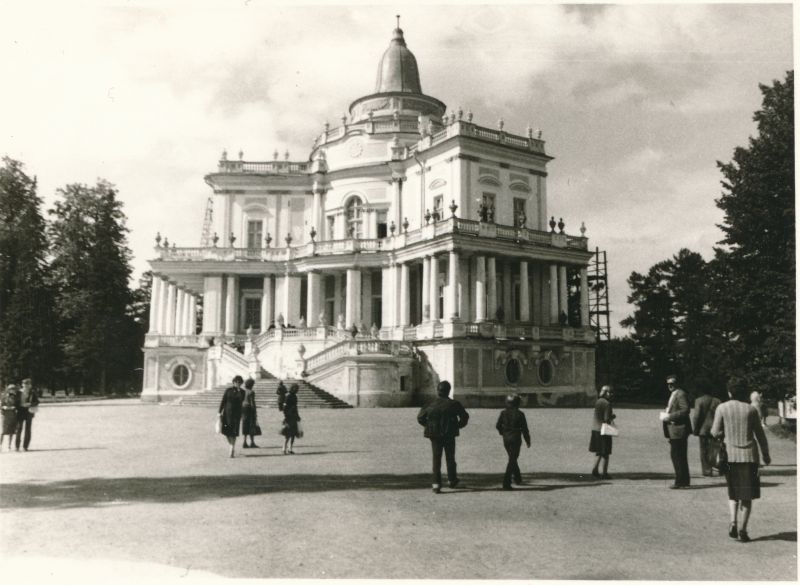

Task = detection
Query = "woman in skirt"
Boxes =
[241,378,259,449]
[281,384,301,454]
[1,384,20,451]
[589,385,615,479]
[218,375,245,458]
[712,377,771,542]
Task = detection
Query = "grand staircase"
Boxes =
[174,377,352,409]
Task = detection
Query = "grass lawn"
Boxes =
[0,402,796,580]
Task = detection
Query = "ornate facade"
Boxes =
[142,24,596,407]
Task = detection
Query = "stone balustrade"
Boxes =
[154,217,588,262]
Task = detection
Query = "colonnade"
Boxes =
[169,256,591,338]
[148,275,198,335]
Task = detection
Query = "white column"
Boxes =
[430,255,440,321]
[502,261,512,323]
[559,265,568,318]
[458,256,469,323]
[580,267,590,327]
[202,275,223,335]
[381,266,393,328]
[448,251,459,320]
[520,261,530,322]
[345,268,362,328]
[487,257,497,320]
[422,256,431,321]
[312,186,323,234]
[282,273,291,325]
[149,276,162,333]
[260,276,272,331]
[175,289,186,335]
[549,264,559,324]
[225,275,236,335]
[400,263,410,327]
[307,272,321,327]
[475,255,486,322]
[166,282,177,335]
[158,277,169,334]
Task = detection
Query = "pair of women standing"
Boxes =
[218,376,259,457]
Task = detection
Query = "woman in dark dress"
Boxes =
[1,384,20,452]
[589,385,615,479]
[218,375,245,458]
[241,378,259,449]
[281,384,301,454]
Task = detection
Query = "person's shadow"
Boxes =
[748,531,797,543]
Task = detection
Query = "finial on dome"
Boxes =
[396,14,400,29]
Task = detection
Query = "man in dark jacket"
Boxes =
[417,380,469,493]
[660,374,693,488]
[496,394,531,489]
[691,379,721,476]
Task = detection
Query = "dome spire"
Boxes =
[374,18,421,94]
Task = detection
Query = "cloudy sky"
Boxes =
[1,2,793,335]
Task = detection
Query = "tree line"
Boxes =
[0,163,151,394]
[601,71,794,404]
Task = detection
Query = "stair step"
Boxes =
[172,377,352,408]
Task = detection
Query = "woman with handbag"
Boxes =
[241,378,260,449]
[711,377,771,542]
[281,383,301,454]
[589,385,616,479]
[218,375,245,458]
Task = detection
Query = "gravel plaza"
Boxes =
[0,401,796,580]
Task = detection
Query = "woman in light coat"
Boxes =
[712,377,771,542]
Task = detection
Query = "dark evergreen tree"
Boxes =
[49,181,135,394]
[713,71,795,401]
[0,157,59,388]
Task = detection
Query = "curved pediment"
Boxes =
[428,178,447,190]
[509,181,532,193]
[478,175,501,187]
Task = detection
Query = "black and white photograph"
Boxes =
[0,1,795,581]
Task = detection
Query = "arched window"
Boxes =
[346,197,363,239]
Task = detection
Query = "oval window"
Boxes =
[505,358,521,385]
[538,359,554,385]
[172,364,190,388]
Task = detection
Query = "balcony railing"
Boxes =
[154,218,587,262]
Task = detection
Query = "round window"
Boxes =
[538,359,554,385]
[172,364,190,388]
[505,358,522,385]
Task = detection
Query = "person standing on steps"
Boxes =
[241,378,259,449]
[496,394,531,490]
[416,380,469,494]
[218,375,245,458]
[276,380,288,412]
[589,385,615,479]
[281,383,302,454]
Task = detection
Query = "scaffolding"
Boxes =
[588,247,610,343]
[200,197,214,247]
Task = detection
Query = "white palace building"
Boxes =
[142,24,597,407]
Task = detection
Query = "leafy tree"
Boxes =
[0,157,59,388]
[48,181,135,394]
[595,337,648,403]
[713,70,795,401]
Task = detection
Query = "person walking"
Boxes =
[241,378,259,449]
[589,385,615,479]
[15,378,39,452]
[218,375,245,458]
[659,375,693,488]
[1,384,20,452]
[496,394,531,490]
[416,380,469,494]
[750,390,767,426]
[691,379,721,476]
[281,383,302,454]
[712,377,771,542]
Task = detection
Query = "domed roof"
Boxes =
[374,27,422,94]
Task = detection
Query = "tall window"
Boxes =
[327,216,336,240]
[243,297,261,331]
[482,192,496,222]
[433,195,443,221]
[346,197,363,239]
[513,198,527,227]
[247,220,263,249]
[376,210,388,238]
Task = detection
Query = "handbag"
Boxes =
[214,417,222,435]
[715,442,729,474]
[253,423,262,436]
[600,422,619,436]
[296,421,304,439]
